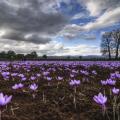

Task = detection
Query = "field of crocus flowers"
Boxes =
[0,61,120,120]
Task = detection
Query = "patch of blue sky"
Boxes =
[70,17,96,25]
[55,35,99,47]
[59,0,85,16]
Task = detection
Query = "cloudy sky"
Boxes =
[0,0,120,56]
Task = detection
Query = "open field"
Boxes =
[0,61,120,120]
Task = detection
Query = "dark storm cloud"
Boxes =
[25,34,51,44]
[2,31,51,44]
[0,0,68,44]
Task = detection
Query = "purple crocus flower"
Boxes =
[1,72,10,79]
[21,77,26,81]
[43,72,49,76]
[115,73,120,79]
[110,72,120,79]
[27,69,30,72]
[92,70,97,75]
[69,80,80,86]
[57,76,63,81]
[30,76,36,80]
[107,79,116,85]
[72,70,78,73]
[18,74,25,78]
[80,70,89,75]
[46,77,52,81]
[70,74,74,78]
[29,83,38,91]
[112,87,119,95]
[11,73,18,77]
[12,83,24,89]
[0,93,12,106]
[12,84,19,89]
[101,80,108,85]
[36,74,41,77]
[93,93,107,106]
[1,72,10,76]
[18,83,24,88]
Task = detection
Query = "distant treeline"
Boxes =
[0,51,38,60]
[0,50,119,61]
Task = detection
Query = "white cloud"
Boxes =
[84,7,120,31]
[0,39,64,55]
[0,37,100,56]
[54,44,100,56]
[72,13,86,20]
[77,0,120,16]
[58,24,84,39]
[86,0,101,16]
[59,6,120,40]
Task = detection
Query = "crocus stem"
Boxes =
[74,87,76,94]
[73,87,77,110]
[32,93,35,99]
[104,89,106,95]
[103,106,110,120]
[113,96,117,120]
[48,82,50,86]
[0,110,2,120]
[114,96,117,105]
[11,106,15,116]
[57,82,59,89]
[43,91,46,103]
[43,91,44,102]
[57,82,58,89]
[73,94,76,109]
[5,105,8,110]
[102,105,110,120]
[117,104,120,120]
[113,104,116,120]
[106,110,110,120]
[102,105,106,117]
[110,89,112,99]
[117,105,120,120]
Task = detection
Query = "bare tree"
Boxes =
[111,29,120,59]
[100,32,113,59]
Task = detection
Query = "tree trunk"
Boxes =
[107,39,111,60]
[108,47,111,60]
[115,44,119,60]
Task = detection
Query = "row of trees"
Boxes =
[101,29,120,60]
[0,51,37,60]
[0,51,47,60]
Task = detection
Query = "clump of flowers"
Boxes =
[101,79,116,86]
[69,80,80,86]
[12,83,24,90]
[107,79,116,86]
